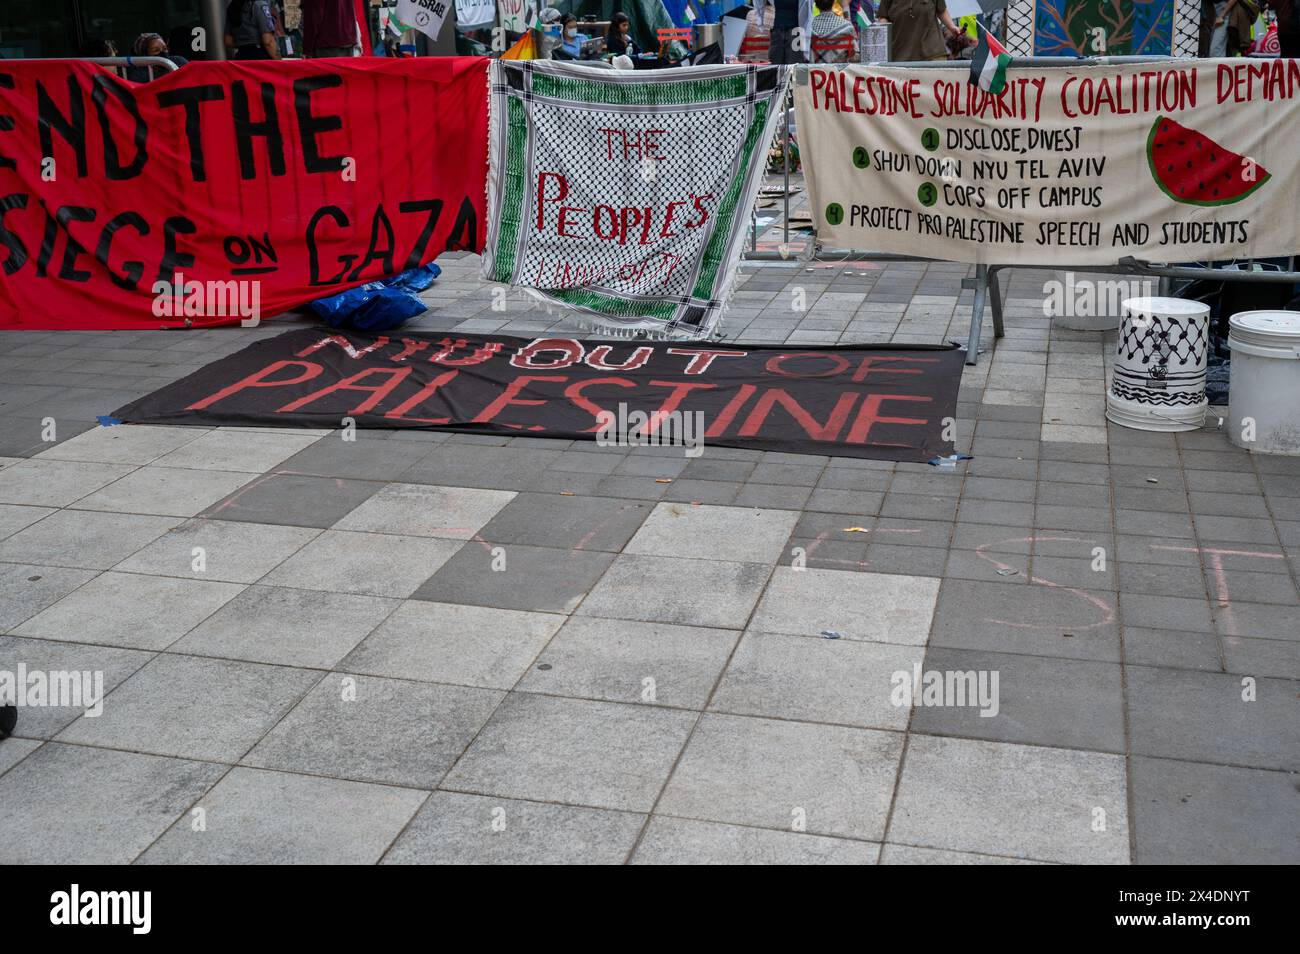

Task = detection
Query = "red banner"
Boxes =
[0,57,487,330]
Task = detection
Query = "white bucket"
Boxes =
[1228,310,1300,455]
[1106,296,1210,432]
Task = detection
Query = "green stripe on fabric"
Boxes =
[531,72,748,106]
[548,287,677,320]
[692,100,768,301]
[492,96,529,283]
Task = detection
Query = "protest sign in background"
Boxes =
[484,60,789,340]
[498,0,532,32]
[456,0,499,27]
[113,329,965,462]
[397,0,452,40]
[795,60,1300,266]
[0,57,487,330]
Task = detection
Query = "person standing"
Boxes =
[300,0,359,57]
[225,0,281,59]
[875,0,965,61]
[1266,0,1300,54]
[771,0,807,63]
[811,0,856,61]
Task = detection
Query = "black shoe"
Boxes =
[0,704,16,740]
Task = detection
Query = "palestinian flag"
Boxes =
[970,26,1012,95]
[685,2,698,22]
[854,7,871,29]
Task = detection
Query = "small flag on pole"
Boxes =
[970,24,1012,95]
[854,7,871,30]
[685,2,698,22]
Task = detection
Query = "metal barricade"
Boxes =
[4,56,180,82]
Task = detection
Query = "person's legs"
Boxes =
[1208,2,1229,56]
[310,45,356,57]
[1282,31,1300,57]
[769,26,807,63]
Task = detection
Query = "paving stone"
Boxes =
[0,503,55,542]
[682,458,757,482]
[1130,757,1300,864]
[1117,561,1209,598]
[342,600,562,689]
[910,648,1125,752]
[15,571,243,650]
[72,465,258,517]
[890,734,1128,864]
[711,631,921,730]
[546,450,623,475]
[33,423,205,465]
[962,476,1036,503]
[150,429,322,472]
[882,493,960,522]
[1119,592,1214,634]
[878,844,1043,864]
[444,693,694,812]
[334,482,514,538]
[113,519,320,583]
[658,713,902,841]
[414,542,614,615]
[577,553,770,629]
[0,458,135,507]
[138,767,425,864]
[475,492,650,552]
[1222,635,1300,679]
[244,674,503,788]
[0,509,179,570]
[259,530,463,598]
[0,742,224,864]
[401,445,563,491]
[930,579,1119,661]
[384,791,643,864]
[864,542,948,577]
[1123,627,1223,672]
[734,483,813,510]
[1125,666,1298,770]
[751,567,938,644]
[949,523,1031,552]
[660,478,741,505]
[632,816,877,865]
[57,653,319,762]
[173,585,397,668]
[1214,600,1300,642]
[200,473,382,528]
[944,548,1030,584]
[624,503,799,565]
[0,737,41,776]
[1207,569,1299,606]
[276,432,434,481]
[0,636,154,738]
[0,563,98,633]
[519,617,737,709]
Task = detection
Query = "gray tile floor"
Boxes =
[0,252,1297,865]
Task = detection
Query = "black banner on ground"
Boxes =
[113,329,964,461]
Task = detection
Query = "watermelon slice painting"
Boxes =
[1147,115,1270,207]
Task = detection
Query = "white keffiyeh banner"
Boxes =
[484,61,790,339]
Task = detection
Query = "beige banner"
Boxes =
[794,60,1300,265]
